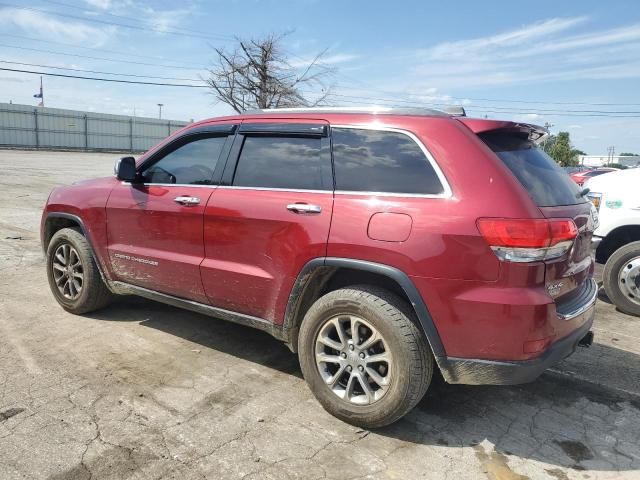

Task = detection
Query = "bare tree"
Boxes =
[205,33,335,113]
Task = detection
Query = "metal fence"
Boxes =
[0,103,190,153]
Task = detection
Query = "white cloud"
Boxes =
[140,5,193,33]
[403,18,640,88]
[510,24,640,58]
[0,8,115,46]
[84,0,113,9]
[289,53,359,68]
[419,17,588,60]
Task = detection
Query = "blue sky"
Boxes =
[0,0,639,153]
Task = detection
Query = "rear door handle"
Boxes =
[174,195,201,206]
[286,203,322,214]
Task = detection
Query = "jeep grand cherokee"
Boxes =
[41,107,597,428]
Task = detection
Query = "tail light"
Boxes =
[477,218,578,263]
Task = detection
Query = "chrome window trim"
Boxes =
[334,190,446,199]
[120,181,217,189]
[219,185,332,194]
[331,124,453,199]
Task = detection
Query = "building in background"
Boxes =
[578,155,640,168]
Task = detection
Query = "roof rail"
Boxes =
[243,106,451,117]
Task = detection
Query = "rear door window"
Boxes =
[479,130,585,207]
[232,135,332,190]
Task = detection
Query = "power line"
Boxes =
[0,2,233,41]
[2,66,637,117]
[0,60,205,82]
[323,97,640,118]
[1,60,637,117]
[0,67,209,87]
[0,33,206,68]
[0,43,207,71]
[0,3,630,109]
[330,77,640,107]
[38,0,234,39]
[324,92,640,115]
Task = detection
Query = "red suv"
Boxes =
[41,107,597,428]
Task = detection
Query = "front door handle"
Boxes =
[286,203,322,214]
[174,195,201,206]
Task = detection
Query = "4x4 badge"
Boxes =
[547,282,564,296]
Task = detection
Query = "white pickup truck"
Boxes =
[585,168,640,316]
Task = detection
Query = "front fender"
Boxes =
[42,176,118,279]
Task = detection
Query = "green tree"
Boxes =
[542,131,581,167]
[619,152,639,156]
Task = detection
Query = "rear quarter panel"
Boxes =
[327,116,542,280]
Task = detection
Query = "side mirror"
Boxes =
[115,156,137,182]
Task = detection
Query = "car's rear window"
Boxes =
[479,130,585,207]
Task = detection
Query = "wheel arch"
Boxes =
[283,257,446,359]
[42,212,110,284]
[596,224,640,264]
[42,212,85,251]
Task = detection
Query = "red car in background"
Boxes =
[570,167,618,186]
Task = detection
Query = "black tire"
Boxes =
[46,228,113,314]
[603,241,640,317]
[298,285,433,428]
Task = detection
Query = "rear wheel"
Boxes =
[603,241,640,317]
[46,228,113,314]
[298,285,433,428]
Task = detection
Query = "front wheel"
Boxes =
[603,241,640,317]
[46,228,113,314]
[298,285,433,428]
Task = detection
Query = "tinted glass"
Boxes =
[332,128,444,194]
[479,131,585,207]
[142,136,227,185]
[233,136,331,190]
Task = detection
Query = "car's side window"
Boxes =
[331,127,445,195]
[232,135,332,190]
[141,135,228,185]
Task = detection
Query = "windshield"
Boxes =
[479,130,586,207]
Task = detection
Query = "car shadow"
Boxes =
[86,295,302,378]
[86,295,640,473]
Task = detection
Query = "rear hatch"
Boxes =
[478,128,595,302]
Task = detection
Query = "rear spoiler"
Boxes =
[457,118,549,145]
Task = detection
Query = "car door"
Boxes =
[106,125,235,303]
[201,121,334,322]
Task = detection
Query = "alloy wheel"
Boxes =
[315,315,392,405]
[52,243,84,300]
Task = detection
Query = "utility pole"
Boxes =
[157,103,164,119]
[607,146,615,165]
[33,76,44,107]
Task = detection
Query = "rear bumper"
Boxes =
[438,292,596,385]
